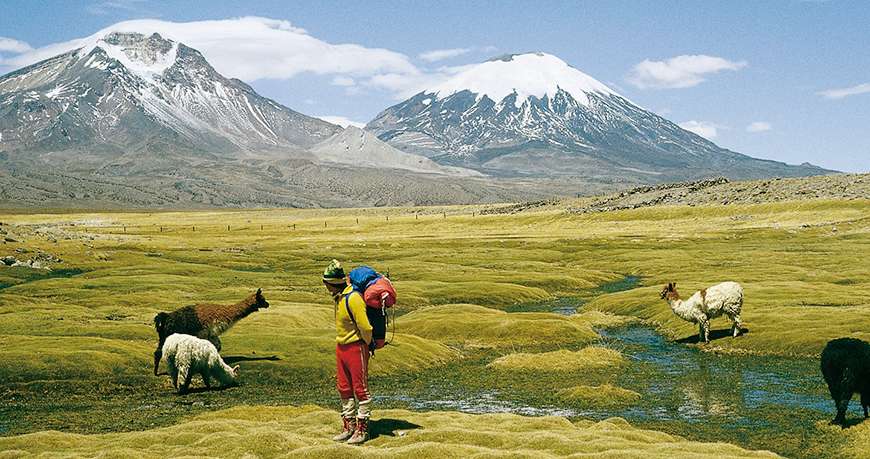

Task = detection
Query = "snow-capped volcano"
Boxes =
[430,52,616,107]
[367,52,828,180]
[0,31,339,157]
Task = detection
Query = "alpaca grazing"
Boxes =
[821,337,870,426]
[161,333,239,394]
[153,288,268,375]
[660,281,743,343]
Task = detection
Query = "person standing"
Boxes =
[323,259,373,445]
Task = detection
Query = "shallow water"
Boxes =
[379,275,844,458]
[599,325,831,421]
[379,324,832,423]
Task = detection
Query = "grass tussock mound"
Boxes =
[814,419,870,459]
[0,335,150,382]
[400,304,598,347]
[557,384,642,408]
[0,404,779,458]
[487,347,624,372]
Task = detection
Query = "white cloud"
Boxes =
[0,37,33,54]
[746,121,772,133]
[818,83,870,99]
[316,115,366,128]
[86,0,149,16]
[419,48,473,62]
[627,55,747,89]
[418,45,498,63]
[2,17,419,83]
[330,76,356,87]
[678,120,722,140]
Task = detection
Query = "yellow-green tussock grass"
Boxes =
[487,347,624,372]
[0,404,780,458]
[556,384,642,408]
[0,335,151,382]
[400,304,598,347]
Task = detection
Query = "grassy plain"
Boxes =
[0,197,868,457]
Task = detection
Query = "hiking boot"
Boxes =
[346,418,369,445]
[332,417,356,442]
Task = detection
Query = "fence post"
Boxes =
[227,225,230,231]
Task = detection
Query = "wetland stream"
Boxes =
[380,277,840,458]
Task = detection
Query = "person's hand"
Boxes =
[368,340,377,356]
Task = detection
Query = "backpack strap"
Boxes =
[344,293,359,331]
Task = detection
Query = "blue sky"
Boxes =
[0,0,867,172]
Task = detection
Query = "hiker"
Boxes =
[323,259,374,445]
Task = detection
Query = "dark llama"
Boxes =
[821,337,870,426]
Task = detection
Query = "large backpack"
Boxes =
[345,265,397,351]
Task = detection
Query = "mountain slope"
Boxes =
[310,126,480,176]
[0,32,339,160]
[366,52,830,180]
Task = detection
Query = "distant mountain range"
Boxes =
[0,34,832,208]
[366,52,829,181]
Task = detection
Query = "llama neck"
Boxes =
[202,296,259,333]
[212,358,236,385]
[230,297,259,321]
[668,298,698,322]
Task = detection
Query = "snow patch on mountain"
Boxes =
[430,52,616,107]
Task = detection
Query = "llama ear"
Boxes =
[256,288,262,296]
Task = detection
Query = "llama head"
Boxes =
[231,364,240,378]
[660,282,678,300]
[254,288,269,309]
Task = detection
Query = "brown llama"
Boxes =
[153,288,269,375]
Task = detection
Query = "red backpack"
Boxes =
[345,266,396,352]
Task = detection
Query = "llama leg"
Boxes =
[861,393,869,418]
[730,314,742,337]
[700,319,710,343]
[834,393,851,425]
[178,367,192,394]
[832,376,853,426]
[170,367,178,389]
[201,371,211,389]
[698,323,705,343]
[167,355,178,388]
[154,340,164,376]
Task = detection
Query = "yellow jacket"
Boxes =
[335,285,373,345]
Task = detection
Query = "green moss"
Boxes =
[556,384,641,407]
[487,347,624,371]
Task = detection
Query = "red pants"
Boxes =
[336,341,370,401]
